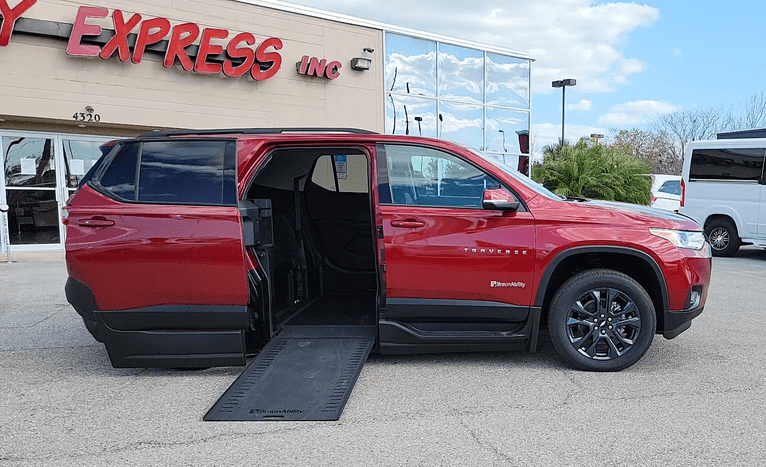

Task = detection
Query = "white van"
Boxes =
[680,139,766,256]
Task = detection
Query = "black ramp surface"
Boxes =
[204,326,375,421]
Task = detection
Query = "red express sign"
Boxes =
[66,6,283,80]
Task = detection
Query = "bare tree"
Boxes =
[609,128,682,174]
[649,106,721,162]
[722,91,766,131]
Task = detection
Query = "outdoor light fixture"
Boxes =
[85,106,95,113]
[351,57,372,71]
[552,78,576,143]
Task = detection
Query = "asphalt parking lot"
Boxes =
[1,247,765,466]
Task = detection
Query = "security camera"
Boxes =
[363,47,374,53]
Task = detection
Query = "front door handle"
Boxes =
[391,219,425,228]
[78,217,115,228]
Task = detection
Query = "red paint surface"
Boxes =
[65,186,248,311]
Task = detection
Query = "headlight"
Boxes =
[649,228,707,250]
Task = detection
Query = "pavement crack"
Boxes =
[459,417,514,465]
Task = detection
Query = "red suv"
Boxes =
[63,128,711,372]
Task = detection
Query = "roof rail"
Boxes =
[138,128,378,138]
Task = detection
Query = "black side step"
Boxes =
[204,326,375,421]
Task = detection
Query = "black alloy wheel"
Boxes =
[549,269,656,372]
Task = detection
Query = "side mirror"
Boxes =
[482,188,519,211]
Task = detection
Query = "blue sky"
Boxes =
[285,0,766,154]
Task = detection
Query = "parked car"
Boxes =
[649,174,681,212]
[680,138,766,256]
[63,128,711,373]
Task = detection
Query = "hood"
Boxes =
[579,199,701,230]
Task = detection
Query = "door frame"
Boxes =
[0,130,117,252]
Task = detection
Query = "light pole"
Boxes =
[552,79,576,144]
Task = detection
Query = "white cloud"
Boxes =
[598,100,679,126]
[293,0,659,94]
[568,99,592,111]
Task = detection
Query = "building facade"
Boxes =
[0,0,532,251]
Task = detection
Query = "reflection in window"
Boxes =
[439,102,483,149]
[385,34,436,97]
[485,108,530,154]
[138,141,229,205]
[63,139,113,188]
[3,137,56,188]
[386,94,437,137]
[383,144,500,208]
[438,44,483,105]
[100,143,139,201]
[486,53,529,109]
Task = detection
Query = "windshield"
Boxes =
[469,149,563,201]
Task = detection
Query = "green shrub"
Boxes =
[532,142,652,205]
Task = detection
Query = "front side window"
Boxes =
[381,144,502,208]
[690,148,765,182]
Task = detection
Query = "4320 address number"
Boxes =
[73,113,101,123]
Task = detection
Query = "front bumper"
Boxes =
[663,305,704,339]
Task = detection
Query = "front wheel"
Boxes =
[548,269,656,372]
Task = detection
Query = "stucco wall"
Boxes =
[0,0,384,135]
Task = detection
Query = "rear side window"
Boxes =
[99,142,139,200]
[96,139,236,205]
[138,141,231,204]
[658,180,681,195]
[690,148,765,182]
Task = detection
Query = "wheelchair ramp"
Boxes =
[204,326,375,421]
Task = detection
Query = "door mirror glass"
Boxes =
[482,188,519,211]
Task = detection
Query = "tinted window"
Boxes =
[659,180,681,195]
[138,141,231,205]
[690,148,765,181]
[99,142,139,200]
[382,144,502,208]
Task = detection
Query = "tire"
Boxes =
[548,269,656,372]
[705,219,740,257]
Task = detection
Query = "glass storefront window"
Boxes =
[386,94,438,137]
[485,108,530,154]
[439,102,484,150]
[63,139,112,188]
[385,34,436,97]
[438,44,483,105]
[3,137,56,188]
[486,53,530,109]
[385,33,531,174]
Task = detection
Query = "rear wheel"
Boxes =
[548,269,656,372]
[705,219,740,257]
